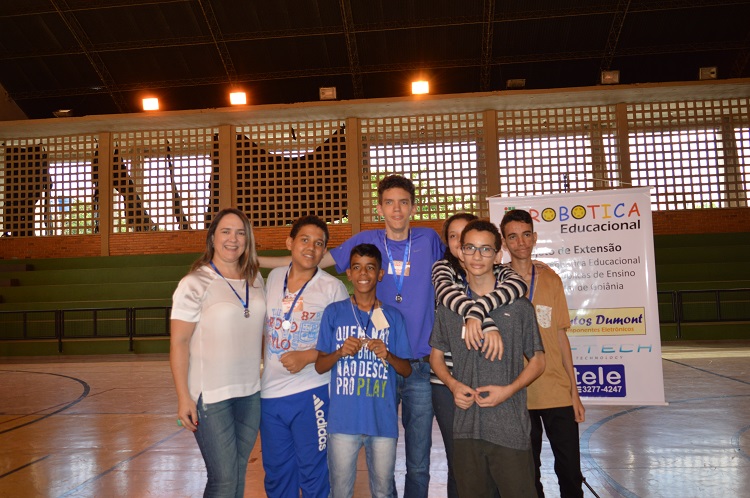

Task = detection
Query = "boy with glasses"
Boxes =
[430,219,545,497]
[501,209,585,498]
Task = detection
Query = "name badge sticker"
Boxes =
[282,295,304,313]
[388,261,411,277]
[371,308,390,331]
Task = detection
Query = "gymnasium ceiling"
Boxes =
[1,0,749,120]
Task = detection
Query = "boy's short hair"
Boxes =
[461,219,502,250]
[499,209,534,238]
[289,215,329,245]
[350,243,383,270]
[377,175,416,204]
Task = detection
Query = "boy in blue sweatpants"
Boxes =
[261,216,349,498]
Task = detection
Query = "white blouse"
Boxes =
[171,265,266,404]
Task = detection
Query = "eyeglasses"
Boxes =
[461,244,497,257]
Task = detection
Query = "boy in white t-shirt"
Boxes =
[260,215,349,498]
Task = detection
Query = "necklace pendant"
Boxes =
[395,294,402,303]
[282,320,292,331]
[244,308,250,318]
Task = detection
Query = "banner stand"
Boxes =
[489,188,667,406]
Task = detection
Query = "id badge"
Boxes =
[371,308,390,331]
[282,295,304,313]
[388,260,411,276]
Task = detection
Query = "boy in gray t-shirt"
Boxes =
[430,219,545,497]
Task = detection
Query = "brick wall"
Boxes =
[109,231,207,256]
[1,208,747,260]
[0,234,101,259]
[652,207,749,234]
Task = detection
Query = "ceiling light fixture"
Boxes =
[600,70,620,85]
[319,87,337,101]
[411,80,429,95]
[142,97,159,111]
[698,67,717,80]
[229,91,247,105]
[53,109,73,118]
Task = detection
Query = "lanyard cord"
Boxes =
[282,264,318,324]
[209,261,249,316]
[383,229,412,302]
[527,265,537,302]
[350,295,376,337]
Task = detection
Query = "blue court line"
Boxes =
[732,424,750,462]
[580,406,647,498]
[0,370,90,435]
[581,393,750,498]
[581,350,750,498]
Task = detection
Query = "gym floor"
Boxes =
[1,340,748,497]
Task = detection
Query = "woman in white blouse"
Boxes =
[170,208,265,497]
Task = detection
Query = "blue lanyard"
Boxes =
[282,264,317,324]
[383,230,411,303]
[527,265,537,302]
[209,262,249,317]
[350,296,376,337]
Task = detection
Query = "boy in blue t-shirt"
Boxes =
[315,243,412,498]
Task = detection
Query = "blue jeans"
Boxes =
[328,433,397,498]
[194,393,261,498]
[431,383,458,498]
[394,360,433,498]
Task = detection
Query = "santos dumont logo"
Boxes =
[313,394,328,451]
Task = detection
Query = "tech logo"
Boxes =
[313,394,328,451]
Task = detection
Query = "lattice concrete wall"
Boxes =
[628,99,749,210]
[496,105,619,196]
[111,129,218,232]
[361,113,487,221]
[235,121,347,227]
[0,87,748,260]
[1,136,97,237]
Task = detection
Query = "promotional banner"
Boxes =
[489,188,666,406]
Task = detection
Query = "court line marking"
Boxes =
[0,455,50,480]
[664,358,750,386]
[580,356,750,497]
[0,370,90,435]
[732,424,750,461]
